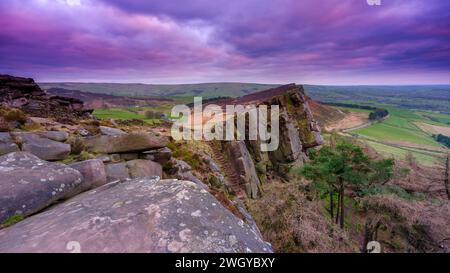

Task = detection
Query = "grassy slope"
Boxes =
[354,107,443,146]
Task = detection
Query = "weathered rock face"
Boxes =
[0,152,83,223]
[0,75,92,119]
[11,132,71,161]
[69,159,107,191]
[212,84,323,197]
[0,178,272,253]
[0,132,19,156]
[83,132,169,154]
[224,141,261,199]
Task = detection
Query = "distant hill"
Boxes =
[304,84,450,114]
[46,88,172,109]
[40,82,450,114]
[39,82,278,99]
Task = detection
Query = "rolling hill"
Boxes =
[39,82,278,99]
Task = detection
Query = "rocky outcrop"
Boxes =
[0,152,83,224]
[0,75,93,120]
[0,178,272,253]
[210,84,323,197]
[83,132,169,154]
[45,87,174,110]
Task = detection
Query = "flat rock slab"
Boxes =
[0,178,272,253]
[84,132,169,154]
[0,152,83,223]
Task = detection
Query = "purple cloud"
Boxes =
[0,0,449,84]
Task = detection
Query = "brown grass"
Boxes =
[246,180,359,253]
[416,122,450,137]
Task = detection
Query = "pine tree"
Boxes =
[301,139,396,229]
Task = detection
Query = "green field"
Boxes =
[342,106,449,166]
[93,108,160,124]
[354,107,443,147]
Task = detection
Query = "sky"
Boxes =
[0,0,449,84]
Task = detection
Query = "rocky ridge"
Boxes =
[206,84,323,198]
[0,75,92,121]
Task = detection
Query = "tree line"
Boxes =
[368,109,389,121]
[433,134,450,148]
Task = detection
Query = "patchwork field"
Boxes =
[342,106,450,166]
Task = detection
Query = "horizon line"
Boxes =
[37,80,450,87]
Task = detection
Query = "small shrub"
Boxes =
[77,151,95,161]
[1,214,24,228]
[169,141,201,170]
[208,175,222,189]
[66,136,85,155]
[0,107,27,123]
[20,122,44,131]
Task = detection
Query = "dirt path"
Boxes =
[324,112,368,131]
[208,142,247,199]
